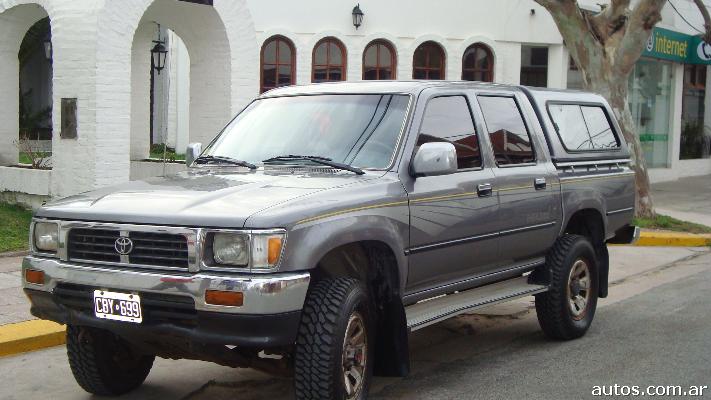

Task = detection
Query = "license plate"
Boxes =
[93,290,142,323]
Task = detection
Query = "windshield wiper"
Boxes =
[262,155,365,175]
[194,155,257,169]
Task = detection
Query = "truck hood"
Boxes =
[36,169,381,228]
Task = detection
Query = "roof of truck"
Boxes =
[260,80,595,98]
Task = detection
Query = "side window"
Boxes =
[548,104,619,150]
[477,96,535,165]
[418,96,481,169]
[580,106,619,149]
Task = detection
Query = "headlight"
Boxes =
[210,231,285,270]
[212,233,249,266]
[33,222,59,253]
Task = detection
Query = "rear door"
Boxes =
[474,91,561,266]
[403,91,500,296]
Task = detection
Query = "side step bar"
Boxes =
[405,276,548,332]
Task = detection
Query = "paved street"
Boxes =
[1,247,709,399]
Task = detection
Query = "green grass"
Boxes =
[633,214,711,234]
[0,203,33,253]
[149,144,185,161]
[18,152,51,165]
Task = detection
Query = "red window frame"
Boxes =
[413,41,446,80]
[260,35,296,93]
[362,39,397,80]
[312,37,347,82]
[462,43,494,82]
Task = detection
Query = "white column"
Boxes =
[704,65,711,134]
[669,63,684,172]
[173,36,190,154]
[547,44,567,89]
[0,49,19,166]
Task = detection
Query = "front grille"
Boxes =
[68,228,189,270]
[128,231,189,269]
[54,283,197,326]
[68,229,121,263]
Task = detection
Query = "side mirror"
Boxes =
[185,143,202,166]
[411,142,457,177]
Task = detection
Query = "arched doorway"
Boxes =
[0,3,52,168]
[131,22,190,163]
[129,0,231,169]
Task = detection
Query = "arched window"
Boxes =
[261,35,295,93]
[363,40,396,80]
[462,43,494,82]
[413,41,445,80]
[312,37,346,82]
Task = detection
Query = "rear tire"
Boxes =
[66,325,154,396]
[535,234,599,340]
[294,278,374,400]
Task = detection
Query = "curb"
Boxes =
[636,231,711,247]
[0,320,65,357]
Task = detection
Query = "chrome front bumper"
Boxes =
[22,256,310,315]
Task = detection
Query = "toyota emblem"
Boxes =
[114,237,134,255]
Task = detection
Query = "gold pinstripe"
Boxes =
[410,192,478,203]
[296,200,408,225]
[560,172,635,185]
[296,173,632,225]
[497,185,534,192]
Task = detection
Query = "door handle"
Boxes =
[477,183,493,197]
[534,177,547,190]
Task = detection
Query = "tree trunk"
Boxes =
[533,0,669,218]
[587,77,655,217]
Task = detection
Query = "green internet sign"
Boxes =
[644,27,711,65]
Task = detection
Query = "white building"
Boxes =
[1,0,710,207]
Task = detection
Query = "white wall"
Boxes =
[3,0,711,202]
[248,0,565,86]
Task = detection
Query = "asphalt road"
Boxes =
[1,250,710,400]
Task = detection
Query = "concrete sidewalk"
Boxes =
[0,256,31,325]
[653,174,711,227]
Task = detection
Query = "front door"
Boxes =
[404,93,499,296]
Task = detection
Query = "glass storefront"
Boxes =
[628,58,674,168]
[681,64,711,159]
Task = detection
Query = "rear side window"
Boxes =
[418,96,482,169]
[477,96,535,165]
[548,104,619,151]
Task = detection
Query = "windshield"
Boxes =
[202,94,410,169]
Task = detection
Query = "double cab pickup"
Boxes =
[23,81,638,400]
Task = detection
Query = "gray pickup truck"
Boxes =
[23,81,638,400]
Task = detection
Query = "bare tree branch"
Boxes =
[590,0,631,42]
[692,0,711,43]
[615,0,666,75]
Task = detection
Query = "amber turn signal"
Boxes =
[205,290,244,307]
[267,237,283,265]
[25,269,45,285]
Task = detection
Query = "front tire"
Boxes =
[66,325,155,396]
[294,278,374,400]
[535,234,599,340]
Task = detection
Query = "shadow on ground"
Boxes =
[183,308,546,400]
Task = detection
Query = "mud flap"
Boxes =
[374,296,410,377]
[597,245,610,298]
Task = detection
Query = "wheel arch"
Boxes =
[561,208,610,298]
[310,240,410,377]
